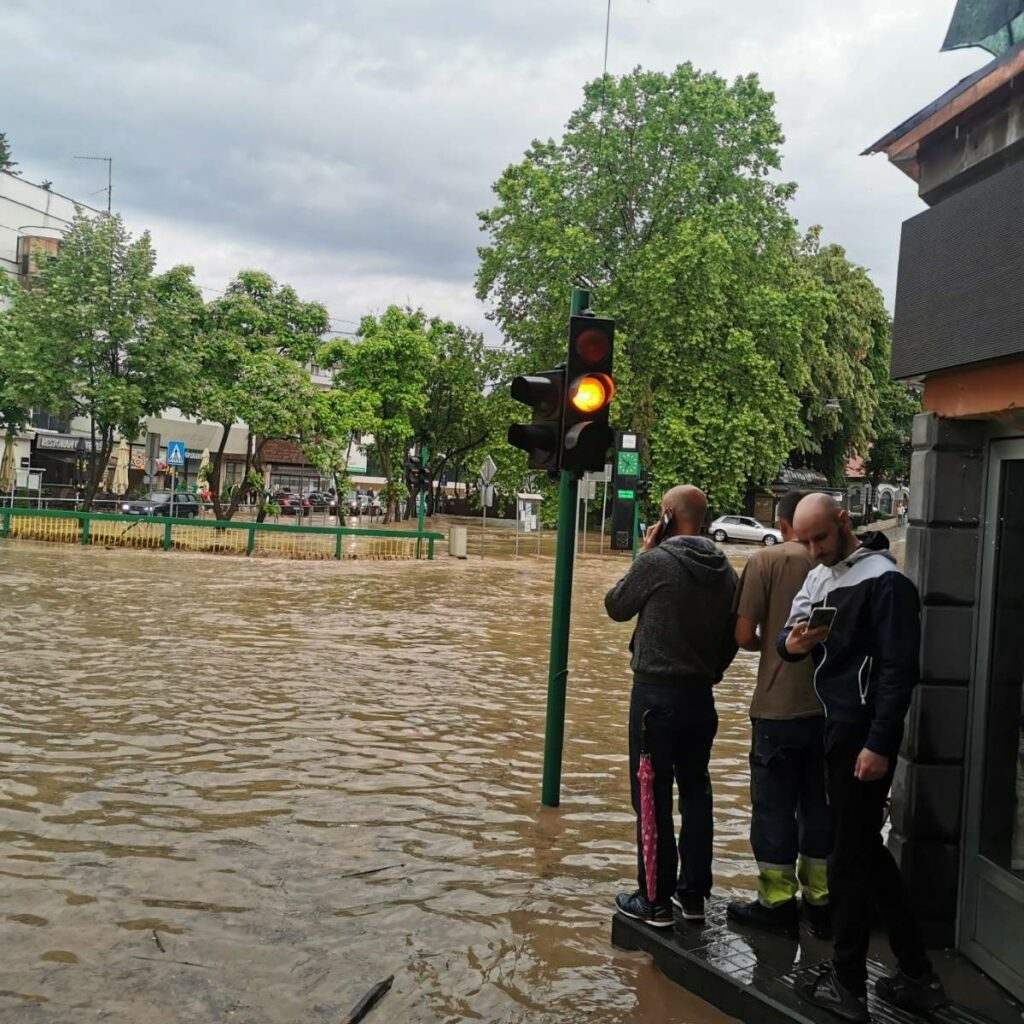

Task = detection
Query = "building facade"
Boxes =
[867,37,1024,1000]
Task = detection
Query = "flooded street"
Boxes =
[0,539,764,1023]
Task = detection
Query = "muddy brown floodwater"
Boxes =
[0,539,764,1024]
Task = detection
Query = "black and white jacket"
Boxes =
[776,533,920,757]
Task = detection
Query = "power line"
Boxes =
[73,155,112,214]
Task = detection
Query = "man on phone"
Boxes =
[726,490,832,938]
[605,485,738,927]
[778,493,946,1022]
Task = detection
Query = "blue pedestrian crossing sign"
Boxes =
[166,441,186,468]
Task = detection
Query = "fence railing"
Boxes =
[0,507,443,562]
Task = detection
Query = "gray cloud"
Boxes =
[0,0,988,336]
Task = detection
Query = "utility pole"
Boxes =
[74,155,112,213]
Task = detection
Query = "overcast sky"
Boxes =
[1,0,987,340]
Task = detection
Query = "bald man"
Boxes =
[777,494,946,1021]
[605,485,738,928]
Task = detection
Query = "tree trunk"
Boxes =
[210,423,232,521]
[81,425,115,511]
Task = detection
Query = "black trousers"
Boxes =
[825,721,931,993]
[629,681,718,904]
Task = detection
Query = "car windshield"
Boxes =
[148,492,171,501]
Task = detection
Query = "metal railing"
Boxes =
[0,506,443,562]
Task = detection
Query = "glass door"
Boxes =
[961,438,1024,999]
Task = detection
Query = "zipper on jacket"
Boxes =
[813,643,829,718]
[857,655,872,706]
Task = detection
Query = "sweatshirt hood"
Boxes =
[658,535,733,585]
[844,530,896,569]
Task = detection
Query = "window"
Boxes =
[30,409,70,433]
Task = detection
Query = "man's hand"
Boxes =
[641,523,663,551]
[854,748,889,782]
[784,620,829,656]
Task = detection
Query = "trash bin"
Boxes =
[449,525,468,559]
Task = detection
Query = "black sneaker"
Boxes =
[615,891,673,928]
[795,963,868,1023]
[876,969,948,1013]
[670,893,705,921]
[802,899,833,940]
[727,897,799,934]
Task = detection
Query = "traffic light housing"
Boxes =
[507,369,565,473]
[561,314,615,474]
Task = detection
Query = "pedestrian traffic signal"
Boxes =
[404,453,424,492]
[507,369,566,473]
[562,314,615,473]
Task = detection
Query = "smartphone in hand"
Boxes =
[807,605,837,634]
[652,509,674,546]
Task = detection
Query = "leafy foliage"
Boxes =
[477,65,898,511]
[0,131,16,174]
[8,213,202,506]
[320,306,431,522]
[194,270,329,520]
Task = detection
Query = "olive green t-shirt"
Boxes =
[733,540,821,720]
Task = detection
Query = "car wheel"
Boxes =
[763,534,778,546]
[713,529,727,543]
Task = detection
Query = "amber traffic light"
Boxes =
[562,314,615,473]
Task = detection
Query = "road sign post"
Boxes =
[479,455,496,559]
[166,441,186,514]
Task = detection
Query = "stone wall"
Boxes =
[889,412,987,947]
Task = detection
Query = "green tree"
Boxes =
[412,321,513,513]
[9,213,203,507]
[303,385,376,522]
[0,280,29,491]
[320,306,430,523]
[791,236,891,485]
[477,65,817,510]
[194,270,329,521]
[0,131,17,174]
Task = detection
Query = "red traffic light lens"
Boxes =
[574,328,611,365]
[570,373,615,414]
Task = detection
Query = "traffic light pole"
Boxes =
[540,286,587,808]
[416,445,428,559]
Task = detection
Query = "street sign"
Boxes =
[479,454,497,485]
[166,441,186,468]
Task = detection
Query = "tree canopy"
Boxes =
[7,213,203,506]
[0,131,16,174]
[477,64,896,510]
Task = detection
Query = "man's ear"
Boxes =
[837,508,849,527]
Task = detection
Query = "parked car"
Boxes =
[271,491,312,517]
[306,491,333,512]
[121,491,201,518]
[709,515,782,546]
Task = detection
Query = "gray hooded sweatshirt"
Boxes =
[604,535,739,686]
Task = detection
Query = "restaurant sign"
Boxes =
[35,433,86,453]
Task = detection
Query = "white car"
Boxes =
[710,515,782,546]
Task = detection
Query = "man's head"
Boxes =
[775,490,807,542]
[660,485,708,537]
[793,492,857,567]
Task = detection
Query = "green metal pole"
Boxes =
[540,286,588,808]
[417,445,428,559]
[631,497,640,561]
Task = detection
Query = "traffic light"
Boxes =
[561,314,615,473]
[403,453,418,492]
[507,369,566,473]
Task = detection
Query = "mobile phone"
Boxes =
[652,509,674,545]
[807,606,837,633]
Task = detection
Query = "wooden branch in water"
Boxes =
[344,975,394,1024]
[132,955,210,969]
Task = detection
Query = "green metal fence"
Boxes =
[0,507,443,562]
